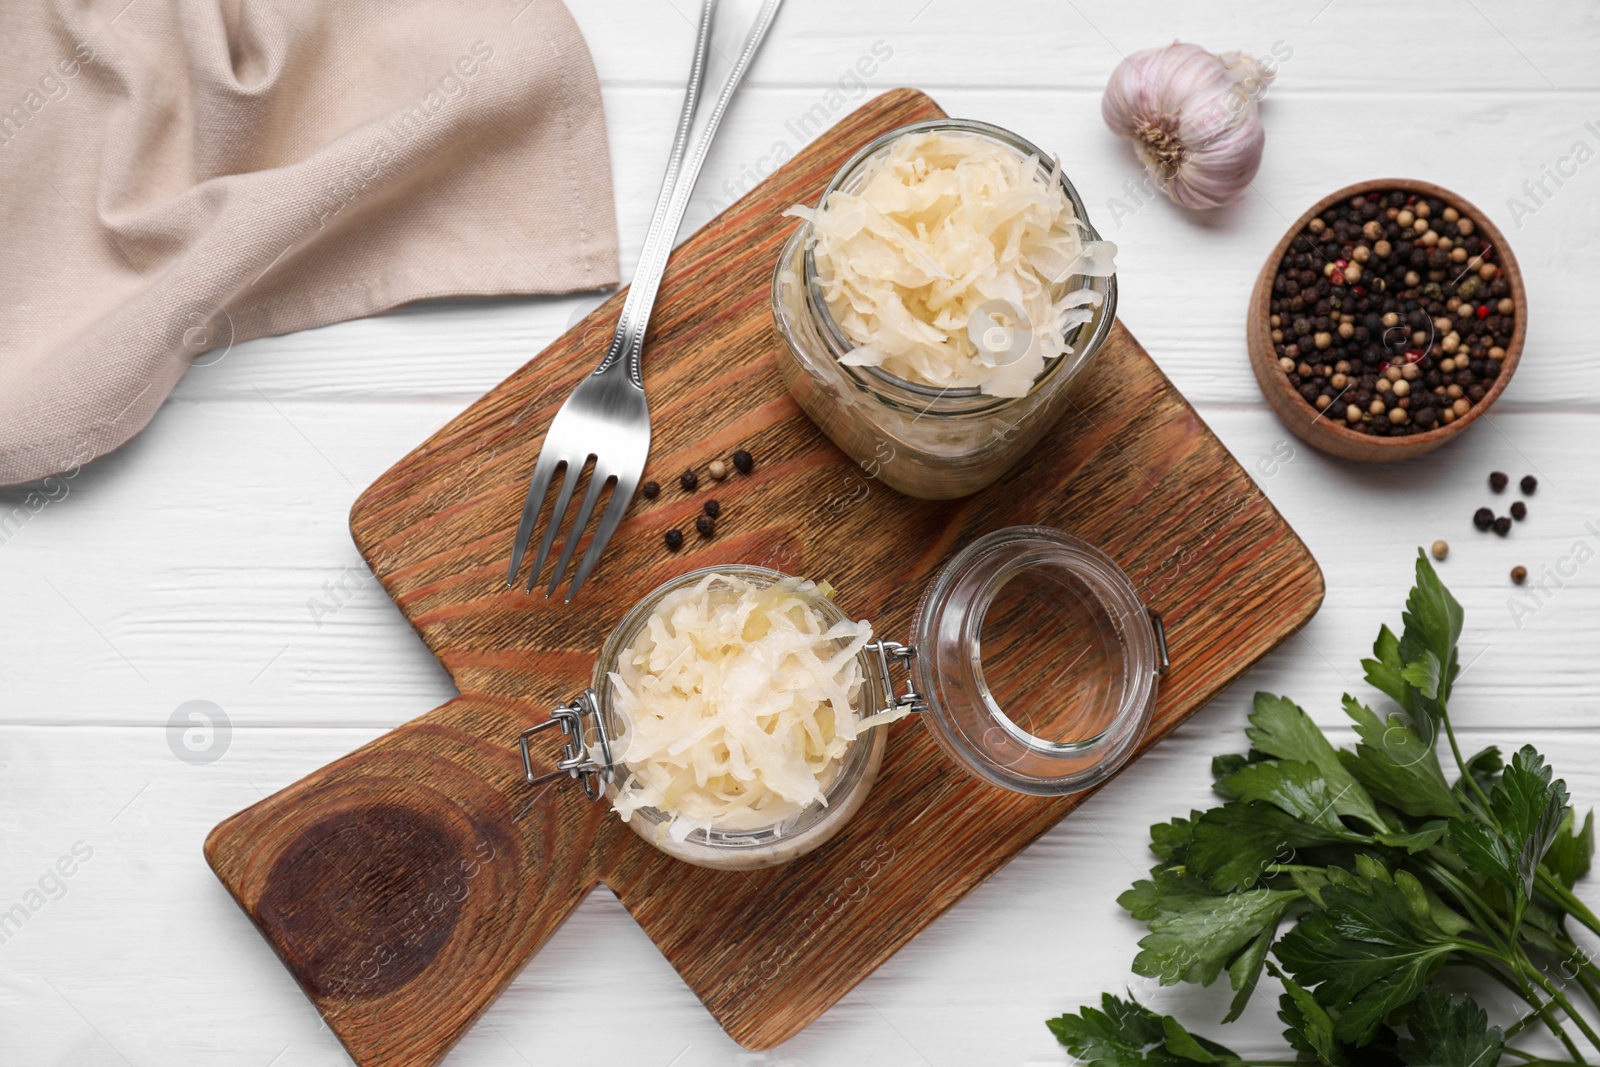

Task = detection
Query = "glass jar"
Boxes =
[519,527,1166,870]
[771,118,1119,500]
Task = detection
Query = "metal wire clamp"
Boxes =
[518,689,613,801]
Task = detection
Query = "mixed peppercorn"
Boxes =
[648,450,757,550]
[1268,190,1516,436]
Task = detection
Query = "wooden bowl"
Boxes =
[1247,178,1527,462]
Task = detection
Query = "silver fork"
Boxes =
[507,0,785,602]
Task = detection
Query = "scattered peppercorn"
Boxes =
[1268,190,1513,436]
[1511,501,1527,521]
[1492,516,1512,537]
[641,480,660,499]
[1430,540,1449,561]
[694,515,716,538]
[664,529,684,551]
[708,459,728,481]
[1520,475,1538,495]
[1489,471,1509,493]
[732,449,754,475]
[1473,507,1494,531]
[679,469,698,492]
[703,499,721,518]
[1511,565,1528,585]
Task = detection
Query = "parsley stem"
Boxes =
[1525,964,1600,1056]
[1423,859,1515,953]
[1536,869,1600,940]
[1502,1050,1586,1066]
[1440,708,1495,814]
[1460,951,1589,1062]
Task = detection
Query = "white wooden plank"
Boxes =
[0,722,1590,1064]
[566,0,1600,94]
[3,402,1595,729]
[162,86,1600,410]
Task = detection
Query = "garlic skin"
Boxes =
[1102,42,1274,210]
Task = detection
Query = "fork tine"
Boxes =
[525,458,587,593]
[563,474,638,603]
[507,451,561,587]
[544,462,611,597]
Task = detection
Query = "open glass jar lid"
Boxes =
[518,526,1166,870]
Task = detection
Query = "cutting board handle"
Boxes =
[204,695,607,1067]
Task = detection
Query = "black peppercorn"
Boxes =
[664,529,684,551]
[732,449,754,475]
[703,499,720,518]
[641,480,660,499]
[1520,475,1537,494]
[1492,516,1512,537]
[695,515,715,538]
[1489,471,1508,493]
[1511,501,1527,521]
[1473,507,1494,531]
[1511,565,1528,584]
[679,469,698,492]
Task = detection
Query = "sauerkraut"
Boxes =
[607,573,885,841]
[798,129,1117,398]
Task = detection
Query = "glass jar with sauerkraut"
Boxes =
[517,529,1168,871]
[772,119,1119,499]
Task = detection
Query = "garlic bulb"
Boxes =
[1101,42,1277,210]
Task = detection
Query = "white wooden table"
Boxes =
[5,2,1598,1064]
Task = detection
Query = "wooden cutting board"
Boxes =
[205,88,1323,1066]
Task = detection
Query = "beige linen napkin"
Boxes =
[0,0,619,487]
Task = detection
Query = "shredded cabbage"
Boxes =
[608,573,876,840]
[802,130,1117,398]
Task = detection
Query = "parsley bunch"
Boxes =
[1049,551,1599,1066]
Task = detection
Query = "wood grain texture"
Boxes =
[1246,178,1528,462]
[203,89,1324,1066]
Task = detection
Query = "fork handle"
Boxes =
[594,0,786,388]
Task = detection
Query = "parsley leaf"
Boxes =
[1399,551,1463,705]
[1396,986,1503,1067]
[1046,994,1244,1065]
[1270,963,1346,1065]
[1243,693,1385,831]
[1449,745,1569,902]
[1275,876,1461,1044]
[1359,556,1462,736]
[1188,802,1357,892]
[1125,885,1298,987]
[1546,809,1595,890]
[1339,696,1460,820]
[1374,822,1448,854]
[1216,760,1357,835]
[1223,923,1275,1024]
[1150,811,1203,863]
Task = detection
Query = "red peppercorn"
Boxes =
[1335,258,1349,269]
[1476,305,1490,319]
[1331,270,1346,286]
